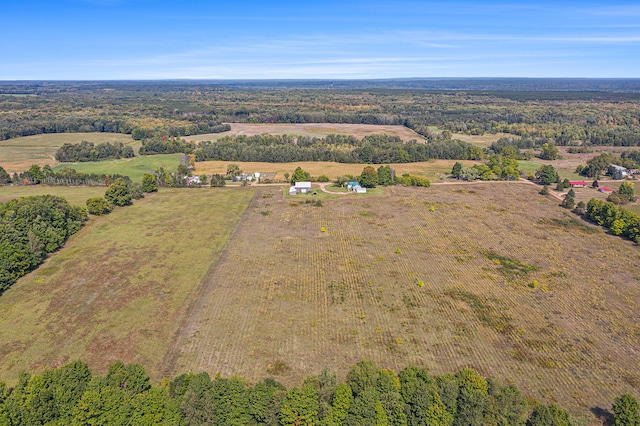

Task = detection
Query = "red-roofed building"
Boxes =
[569,181,588,187]
[599,187,613,194]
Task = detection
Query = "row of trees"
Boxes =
[584,198,640,242]
[0,195,87,293]
[54,141,134,162]
[139,137,195,155]
[194,134,484,164]
[1,359,637,425]
[7,165,130,187]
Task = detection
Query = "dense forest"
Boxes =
[0,195,87,293]
[55,141,135,162]
[0,359,637,426]
[1,81,640,146]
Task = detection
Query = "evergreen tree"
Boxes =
[612,393,640,426]
[141,173,158,193]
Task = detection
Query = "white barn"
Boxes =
[290,181,312,195]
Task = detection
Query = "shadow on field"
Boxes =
[590,406,613,425]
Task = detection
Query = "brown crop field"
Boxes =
[0,187,255,384]
[182,123,426,143]
[0,132,138,173]
[165,184,639,418]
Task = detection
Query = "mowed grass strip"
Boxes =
[0,187,255,384]
[0,132,138,172]
[194,159,480,181]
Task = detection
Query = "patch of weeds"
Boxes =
[33,277,45,284]
[483,251,539,279]
[360,212,371,217]
[267,360,291,375]
[417,280,425,288]
[357,313,365,319]
[529,280,539,289]
[541,217,600,234]
[320,227,327,232]
[623,373,640,388]
[395,337,404,345]
[349,329,359,335]
[445,288,513,335]
[402,293,418,309]
[288,202,298,207]
[260,210,271,216]
[395,248,401,254]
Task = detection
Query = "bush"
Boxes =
[86,197,114,216]
[317,175,330,182]
[141,173,158,193]
[105,178,133,206]
[210,174,226,187]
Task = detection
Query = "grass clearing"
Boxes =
[0,185,107,207]
[52,154,182,182]
[167,184,640,417]
[0,187,255,384]
[0,133,137,173]
[183,123,425,143]
[452,132,515,147]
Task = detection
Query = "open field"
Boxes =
[165,184,639,418]
[0,132,138,173]
[0,187,255,384]
[195,159,480,181]
[452,132,515,147]
[0,185,108,207]
[182,123,426,143]
[51,154,182,182]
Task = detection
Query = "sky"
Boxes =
[1,0,640,80]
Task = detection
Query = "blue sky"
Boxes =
[2,0,640,79]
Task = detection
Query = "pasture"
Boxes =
[182,123,426,143]
[0,187,255,384]
[0,132,137,173]
[166,184,639,417]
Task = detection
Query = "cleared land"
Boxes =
[194,159,480,181]
[452,132,515,147]
[0,187,255,384]
[0,132,138,173]
[182,123,426,143]
[165,184,639,417]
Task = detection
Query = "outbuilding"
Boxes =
[291,181,312,194]
[569,181,587,188]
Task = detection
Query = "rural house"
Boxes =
[609,165,628,180]
[569,181,588,188]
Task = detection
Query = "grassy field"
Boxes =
[0,133,138,173]
[51,154,182,182]
[182,123,426,143]
[0,186,107,207]
[165,184,639,419]
[452,132,515,147]
[194,159,480,182]
[0,187,255,384]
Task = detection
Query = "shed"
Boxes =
[289,186,297,196]
[599,187,613,194]
[569,181,587,188]
[293,181,312,194]
[354,186,367,194]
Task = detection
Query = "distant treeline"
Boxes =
[2,358,636,425]
[10,165,130,187]
[191,134,484,163]
[55,141,134,162]
[0,195,87,293]
[3,82,640,147]
[139,137,194,155]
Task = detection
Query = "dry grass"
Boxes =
[168,184,640,418]
[182,123,425,143]
[0,133,138,173]
[0,187,255,385]
[194,159,480,181]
